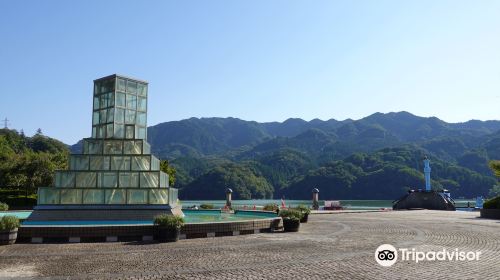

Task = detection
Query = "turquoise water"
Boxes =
[15,210,277,226]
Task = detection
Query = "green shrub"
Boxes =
[0,202,8,211]
[483,196,500,209]
[153,214,185,229]
[199,204,214,209]
[0,216,19,231]
[279,209,303,221]
[263,203,278,212]
[295,205,311,215]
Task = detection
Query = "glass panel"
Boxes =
[114,124,124,138]
[76,172,97,188]
[60,189,82,204]
[111,156,130,170]
[125,125,134,139]
[127,189,148,204]
[100,79,115,93]
[137,112,146,126]
[127,80,137,94]
[106,124,114,138]
[105,189,126,204]
[143,142,151,154]
[94,83,101,95]
[97,126,105,138]
[100,94,109,108]
[92,111,99,125]
[103,141,123,154]
[117,78,126,92]
[137,97,147,111]
[136,127,146,139]
[119,172,139,188]
[149,189,168,204]
[132,156,150,171]
[99,110,107,124]
[169,188,178,205]
[92,127,97,138]
[70,156,89,170]
[151,156,160,170]
[126,94,137,110]
[125,109,135,124]
[93,97,100,110]
[98,172,118,188]
[115,108,125,123]
[160,172,168,188]
[124,140,141,154]
[83,189,104,204]
[38,188,60,204]
[116,92,126,107]
[140,172,158,188]
[108,92,114,107]
[90,156,110,170]
[59,172,75,188]
[106,108,114,123]
[84,140,102,154]
[137,83,147,96]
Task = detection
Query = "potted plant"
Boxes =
[295,205,311,223]
[154,214,185,242]
[0,202,8,211]
[263,203,279,212]
[0,216,20,245]
[279,209,303,232]
[199,204,215,210]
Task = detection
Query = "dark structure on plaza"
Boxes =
[393,157,455,211]
[27,74,182,222]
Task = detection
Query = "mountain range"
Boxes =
[70,112,500,200]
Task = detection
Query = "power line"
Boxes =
[2,118,9,129]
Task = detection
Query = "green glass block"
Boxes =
[132,156,150,171]
[97,126,105,138]
[58,172,75,188]
[117,78,126,92]
[137,83,147,96]
[125,109,135,124]
[38,188,60,204]
[70,156,89,170]
[106,108,114,123]
[119,172,139,188]
[160,172,168,188]
[114,124,124,138]
[93,96,100,109]
[140,172,158,188]
[136,127,146,139]
[105,189,126,204]
[115,108,125,123]
[125,125,134,139]
[92,111,99,125]
[106,124,114,138]
[60,189,82,204]
[126,94,137,110]
[151,156,160,170]
[98,172,118,188]
[82,189,104,204]
[124,140,141,154]
[127,80,137,94]
[90,156,110,170]
[76,172,97,188]
[137,97,147,111]
[103,141,123,154]
[127,189,148,204]
[99,110,107,124]
[137,112,146,126]
[149,189,168,204]
[111,156,130,170]
[143,142,151,154]
[169,188,178,205]
[116,92,126,107]
[84,139,102,154]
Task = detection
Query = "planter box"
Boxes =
[158,227,180,242]
[283,219,300,232]
[0,229,18,245]
[480,209,500,219]
[300,213,309,223]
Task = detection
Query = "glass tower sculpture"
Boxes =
[36,75,178,208]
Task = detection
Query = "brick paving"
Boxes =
[0,210,499,279]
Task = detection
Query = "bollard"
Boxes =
[226,188,233,208]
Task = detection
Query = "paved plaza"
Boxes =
[0,210,499,279]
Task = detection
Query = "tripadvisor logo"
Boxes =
[375,244,481,267]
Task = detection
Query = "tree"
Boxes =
[489,160,500,177]
[36,128,42,135]
[160,160,176,186]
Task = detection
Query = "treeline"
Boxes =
[0,129,68,206]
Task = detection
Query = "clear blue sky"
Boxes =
[1,0,499,144]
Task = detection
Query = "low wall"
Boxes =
[480,209,500,219]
